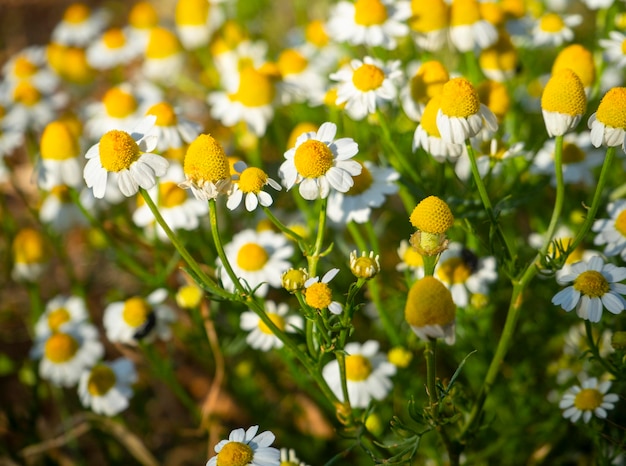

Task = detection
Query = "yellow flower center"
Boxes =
[410,196,454,234]
[146,27,181,59]
[352,63,385,92]
[183,134,230,183]
[350,255,379,279]
[277,49,308,76]
[552,45,595,89]
[405,276,456,327]
[479,34,518,72]
[236,243,269,271]
[59,46,94,84]
[437,257,473,284]
[238,167,268,194]
[216,441,253,466]
[305,20,329,47]
[64,3,90,24]
[403,245,424,267]
[103,88,138,118]
[229,66,275,107]
[614,210,626,237]
[176,284,203,309]
[541,68,586,117]
[258,313,286,335]
[440,77,480,118]
[477,80,510,121]
[409,0,448,32]
[450,0,481,27]
[175,0,209,26]
[129,1,159,29]
[345,354,373,381]
[573,270,610,298]
[102,28,126,49]
[13,81,41,106]
[621,39,626,56]
[87,364,117,396]
[410,61,449,103]
[13,57,38,79]
[387,347,413,368]
[98,130,141,172]
[539,13,565,33]
[159,181,187,208]
[47,308,71,332]
[282,268,308,291]
[294,140,334,178]
[288,122,318,150]
[354,0,388,26]
[146,102,178,127]
[420,95,443,137]
[573,388,604,411]
[44,332,79,363]
[305,282,333,309]
[13,228,46,264]
[561,142,586,164]
[480,1,504,26]
[122,297,151,328]
[345,163,373,196]
[596,87,626,129]
[40,121,80,161]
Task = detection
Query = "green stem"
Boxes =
[262,205,306,247]
[425,339,438,412]
[307,198,328,277]
[538,135,565,258]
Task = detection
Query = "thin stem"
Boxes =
[425,339,438,412]
[307,198,328,277]
[538,135,565,258]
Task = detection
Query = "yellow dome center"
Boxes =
[87,364,117,396]
[450,0,481,27]
[238,167,268,194]
[14,57,38,78]
[354,0,388,26]
[47,308,71,332]
[102,28,126,49]
[614,210,626,237]
[103,88,138,118]
[352,63,385,92]
[305,20,329,47]
[216,441,253,466]
[229,66,275,107]
[573,388,603,411]
[98,130,141,172]
[409,0,448,32]
[561,142,586,164]
[541,68,586,117]
[405,276,456,327]
[573,270,610,298]
[305,282,333,310]
[258,313,286,335]
[277,49,308,76]
[236,243,269,271]
[159,181,187,208]
[403,245,424,267]
[122,297,151,328]
[40,121,80,161]
[420,95,443,137]
[60,46,94,84]
[129,2,159,29]
[539,13,565,33]
[282,268,308,291]
[345,163,372,196]
[64,3,90,24]
[410,61,449,103]
[146,102,178,126]
[437,257,472,284]
[13,81,41,106]
[440,77,480,118]
[552,45,595,89]
[44,332,79,363]
[479,34,518,72]
[175,0,209,26]
[13,228,46,264]
[410,196,454,234]
[294,140,334,178]
[345,354,373,381]
[477,80,510,121]
[146,27,180,59]
[596,87,626,129]
[183,134,230,184]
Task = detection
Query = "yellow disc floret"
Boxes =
[305,282,333,309]
[236,243,269,271]
[122,297,150,327]
[345,354,373,381]
[410,61,449,103]
[410,196,454,234]
[175,0,209,26]
[420,95,443,137]
[282,268,309,292]
[437,257,472,284]
[405,276,456,327]
[14,57,38,79]
[64,3,90,24]
[305,20,329,47]
[159,181,187,207]
[345,162,373,196]
[238,167,268,194]
[40,121,80,161]
[47,308,71,332]
[596,87,626,129]
[87,364,117,396]
[146,102,178,126]
[13,81,41,106]
[146,27,181,59]
[183,134,230,183]
[103,87,138,118]
[258,313,286,335]
[615,210,626,237]
[354,0,388,26]
[277,49,308,76]
[102,28,126,49]
[44,332,79,363]
[479,33,518,73]
[409,0,449,33]
[541,68,586,116]
[216,442,253,466]
[477,80,510,121]
[352,63,385,92]
[574,388,603,411]
[539,13,565,33]
[450,0,481,27]
[573,270,610,298]
[98,130,141,172]
[294,140,334,178]
[13,228,46,264]
[229,66,275,107]
[129,1,159,29]
[552,44,595,90]
[440,77,480,118]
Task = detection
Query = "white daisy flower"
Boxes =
[276,47,327,106]
[125,1,159,50]
[588,87,626,150]
[226,162,281,211]
[218,229,294,297]
[37,120,83,191]
[413,95,464,162]
[405,276,456,344]
[396,239,425,280]
[322,340,396,408]
[145,101,202,152]
[448,0,498,53]
[103,289,176,345]
[600,31,626,69]
[401,60,449,122]
[132,162,208,241]
[83,115,169,199]
[78,358,137,416]
[175,0,224,50]
[559,376,619,423]
[239,301,303,351]
[330,56,402,121]
[435,242,497,308]
[30,323,104,388]
[408,0,449,52]
[592,199,626,261]
[11,227,48,282]
[34,294,89,340]
[280,448,309,466]
[51,3,109,47]
[304,268,343,315]
[530,13,582,48]
[206,425,279,466]
[39,186,89,233]
[86,27,143,70]
[551,255,626,323]
[279,121,360,201]
[142,27,185,85]
[327,161,399,225]
[326,0,411,50]
[2,46,59,95]
[7,80,59,132]
[541,68,587,138]
[179,133,232,201]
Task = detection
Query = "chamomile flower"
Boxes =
[51,2,109,47]
[218,229,294,297]
[103,288,176,345]
[326,0,411,50]
[413,95,464,162]
[322,340,396,408]
[126,1,159,48]
[435,242,497,308]
[8,80,58,131]
[401,60,450,122]
[84,115,168,199]
[143,27,185,85]
[408,0,449,52]
[449,0,498,53]
[12,227,49,282]
[0,119,24,157]
[530,12,582,48]
[479,33,519,82]
[592,199,626,260]
[552,44,595,95]
[175,0,224,50]
[86,27,143,70]
[145,102,201,152]
[30,323,104,387]
[180,133,232,200]
[206,425,279,466]
[551,255,626,323]
[240,301,303,351]
[304,268,343,315]
[279,448,309,466]
[396,239,425,280]
[2,46,59,95]
[276,48,327,105]
[559,377,619,423]
[38,120,83,190]
[78,358,137,416]
[436,77,498,145]
[34,295,89,340]
[132,162,208,241]
[349,251,381,279]
[600,31,626,69]
[327,161,399,224]
[227,162,281,211]
[541,68,586,137]
[39,186,88,232]
[330,56,402,121]
[405,276,457,344]
[588,87,626,150]
[279,121,361,201]
[409,195,455,256]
